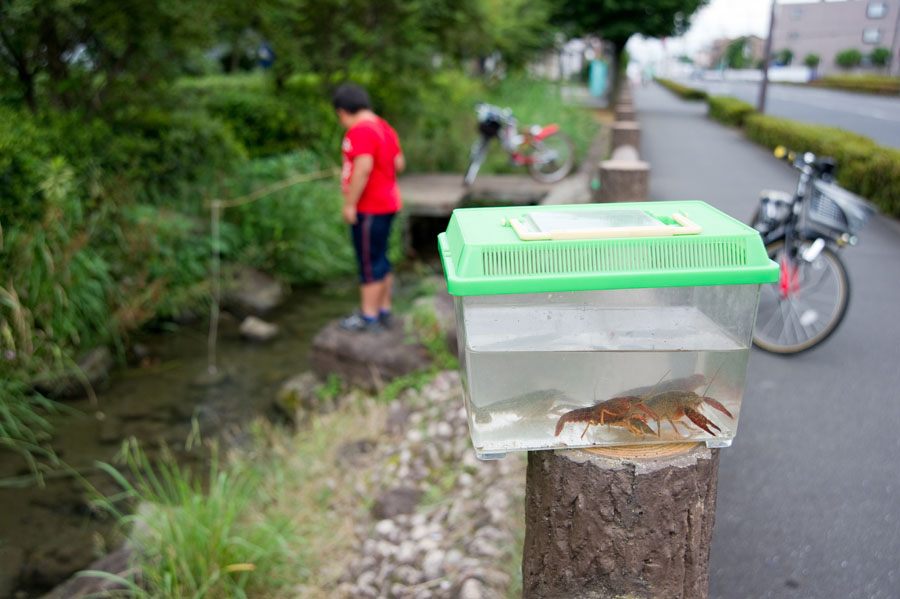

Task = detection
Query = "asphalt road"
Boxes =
[670,77,900,150]
[635,83,900,599]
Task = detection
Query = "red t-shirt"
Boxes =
[341,116,402,214]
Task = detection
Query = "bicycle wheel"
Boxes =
[752,238,850,354]
[463,139,488,186]
[527,131,575,183]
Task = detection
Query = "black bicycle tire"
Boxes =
[752,239,850,354]
[463,139,488,186]
[527,131,575,183]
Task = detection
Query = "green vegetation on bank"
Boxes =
[655,80,900,216]
[654,78,708,100]
[0,71,597,465]
[807,74,900,96]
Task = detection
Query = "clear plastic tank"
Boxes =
[438,202,777,459]
[455,285,760,459]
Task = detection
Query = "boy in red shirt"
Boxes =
[333,83,405,332]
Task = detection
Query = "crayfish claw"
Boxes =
[684,408,721,436]
[703,397,733,419]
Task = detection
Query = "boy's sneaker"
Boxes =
[378,310,393,328]
[339,312,382,333]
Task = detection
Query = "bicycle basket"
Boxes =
[478,118,501,137]
[805,180,873,235]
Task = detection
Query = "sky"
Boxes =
[626,0,815,63]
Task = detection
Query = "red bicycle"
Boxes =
[463,103,575,186]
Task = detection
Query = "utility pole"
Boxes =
[758,0,777,113]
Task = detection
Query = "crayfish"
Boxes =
[643,390,733,437]
[642,370,734,438]
[553,371,673,439]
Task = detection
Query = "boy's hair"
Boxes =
[332,83,372,114]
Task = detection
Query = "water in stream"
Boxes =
[0,283,360,599]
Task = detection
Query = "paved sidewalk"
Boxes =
[635,83,900,599]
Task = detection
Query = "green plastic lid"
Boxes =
[438,201,778,296]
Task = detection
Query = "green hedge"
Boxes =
[743,113,900,216]
[655,78,708,101]
[808,74,900,96]
[707,96,755,127]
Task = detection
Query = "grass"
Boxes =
[85,396,389,598]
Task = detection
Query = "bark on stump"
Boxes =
[523,444,720,599]
[596,159,650,203]
[610,122,641,154]
[615,105,637,122]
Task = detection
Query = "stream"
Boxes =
[0,282,361,599]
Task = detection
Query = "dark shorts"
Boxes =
[351,213,395,284]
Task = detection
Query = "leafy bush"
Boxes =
[743,113,900,216]
[707,96,755,127]
[808,74,900,95]
[775,49,794,66]
[178,74,338,159]
[835,48,862,69]
[870,47,892,68]
[655,78,708,101]
[804,54,820,69]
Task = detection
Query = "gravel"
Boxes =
[337,371,524,599]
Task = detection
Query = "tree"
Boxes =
[724,37,750,69]
[774,48,793,66]
[551,0,709,80]
[256,0,552,92]
[870,47,892,68]
[804,53,820,77]
[0,0,218,113]
[835,48,862,69]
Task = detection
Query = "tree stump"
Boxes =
[615,105,637,122]
[522,443,720,599]
[610,122,641,154]
[597,155,650,203]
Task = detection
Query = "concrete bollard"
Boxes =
[596,146,650,203]
[522,444,720,599]
[611,121,641,154]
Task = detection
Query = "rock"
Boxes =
[422,549,445,580]
[239,316,279,342]
[374,519,397,539]
[37,545,133,599]
[356,570,377,589]
[393,565,423,585]
[396,541,417,565]
[273,371,321,419]
[310,317,430,390]
[386,403,413,435]
[371,487,423,520]
[35,347,113,400]
[457,578,486,599]
[19,530,99,590]
[337,439,376,467]
[224,268,285,316]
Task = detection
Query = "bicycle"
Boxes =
[750,146,874,354]
[463,103,575,186]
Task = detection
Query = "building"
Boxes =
[770,0,900,75]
